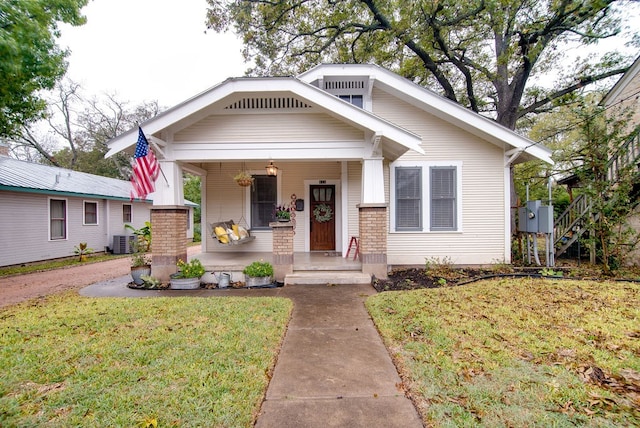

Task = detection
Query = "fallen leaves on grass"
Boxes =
[367,278,640,426]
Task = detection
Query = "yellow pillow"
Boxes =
[232,224,240,238]
[214,226,229,244]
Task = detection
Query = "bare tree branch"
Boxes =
[519,67,629,117]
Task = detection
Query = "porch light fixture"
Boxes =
[265,160,278,176]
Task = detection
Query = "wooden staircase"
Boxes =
[554,131,640,257]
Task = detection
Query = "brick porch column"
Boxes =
[151,206,188,283]
[270,221,294,282]
[358,203,388,279]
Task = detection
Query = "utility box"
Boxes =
[537,205,554,234]
[518,200,541,233]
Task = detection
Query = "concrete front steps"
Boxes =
[285,271,372,285]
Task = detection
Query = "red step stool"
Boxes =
[346,236,359,261]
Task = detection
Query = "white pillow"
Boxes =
[227,228,239,241]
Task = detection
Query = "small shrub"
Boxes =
[174,258,205,278]
[424,256,456,279]
[243,260,274,277]
[73,242,94,261]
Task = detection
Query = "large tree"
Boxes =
[8,79,161,179]
[0,0,88,138]
[206,0,637,130]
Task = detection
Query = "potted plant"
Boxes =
[234,171,254,187]
[243,260,274,287]
[130,238,151,285]
[275,205,291,222]
[125,221,152,251]
[170,258,205,289]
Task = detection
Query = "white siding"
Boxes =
[372,88,507,265]
[0,191,152,267]
[175,113,363,143]
[347,161,361,239]
[204,161,342,253]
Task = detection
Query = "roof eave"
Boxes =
[300,64,552,165]
[106,76,424,158]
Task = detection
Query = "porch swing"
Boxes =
[207,164,256,245]
[208,218,255,245]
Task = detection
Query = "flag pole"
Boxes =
[158,164,169,187]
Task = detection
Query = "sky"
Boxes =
[56,1,638,109]
[57,0,248,108]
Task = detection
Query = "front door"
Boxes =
[310,184,336,251]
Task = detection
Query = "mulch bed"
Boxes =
[371,263,623,292]
[372,267,500,292]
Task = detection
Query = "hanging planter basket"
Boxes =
[234,171,254,187]
[236,177,254,187]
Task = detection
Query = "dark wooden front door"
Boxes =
[310,184,336,251]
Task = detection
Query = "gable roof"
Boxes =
[105,76,424,160]
[299,64,552,164]
[0,156,196,205]
[602,55,640,106]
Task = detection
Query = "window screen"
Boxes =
[431,166,456,231]
[123,204,132,223]
[84,201,98,225]
[395,167,422,230]
[338,94,363,108]
[251,175,277,229]
[50,199,66,240]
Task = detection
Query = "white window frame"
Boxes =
[390,160,463,233]
[123,204,132,223]
[49,197,68,241]
[83,201,99,225]
[323,77,372,110]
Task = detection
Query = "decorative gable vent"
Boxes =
[324,80,366,90]
[225,97,312,110]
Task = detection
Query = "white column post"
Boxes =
[153,160,184,206]
[361,157,385,204]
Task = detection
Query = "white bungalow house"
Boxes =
[105,64,552,281]
[0,147,195,267]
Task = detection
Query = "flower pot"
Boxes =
[169,277,201,290]
[245,276,273,287]
[131,265,151,285]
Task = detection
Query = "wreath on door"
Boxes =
[313,203,333,223]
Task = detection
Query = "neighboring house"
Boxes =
[105,64,552,279]
[602,54,640,131]
[0,147,195,267]
[554,54,640,260]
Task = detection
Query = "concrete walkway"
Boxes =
[254,283,423,428]
[81,280,423,427]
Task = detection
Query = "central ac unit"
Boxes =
[112,235,135,254]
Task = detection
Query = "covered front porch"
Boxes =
[105,73,423,282]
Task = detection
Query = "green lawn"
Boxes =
[367,278,640,427]
[0,294,292,427]
[0,254,127,277]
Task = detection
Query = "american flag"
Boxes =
[130,127,160,200]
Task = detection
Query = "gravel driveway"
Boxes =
[0,245,201,309]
